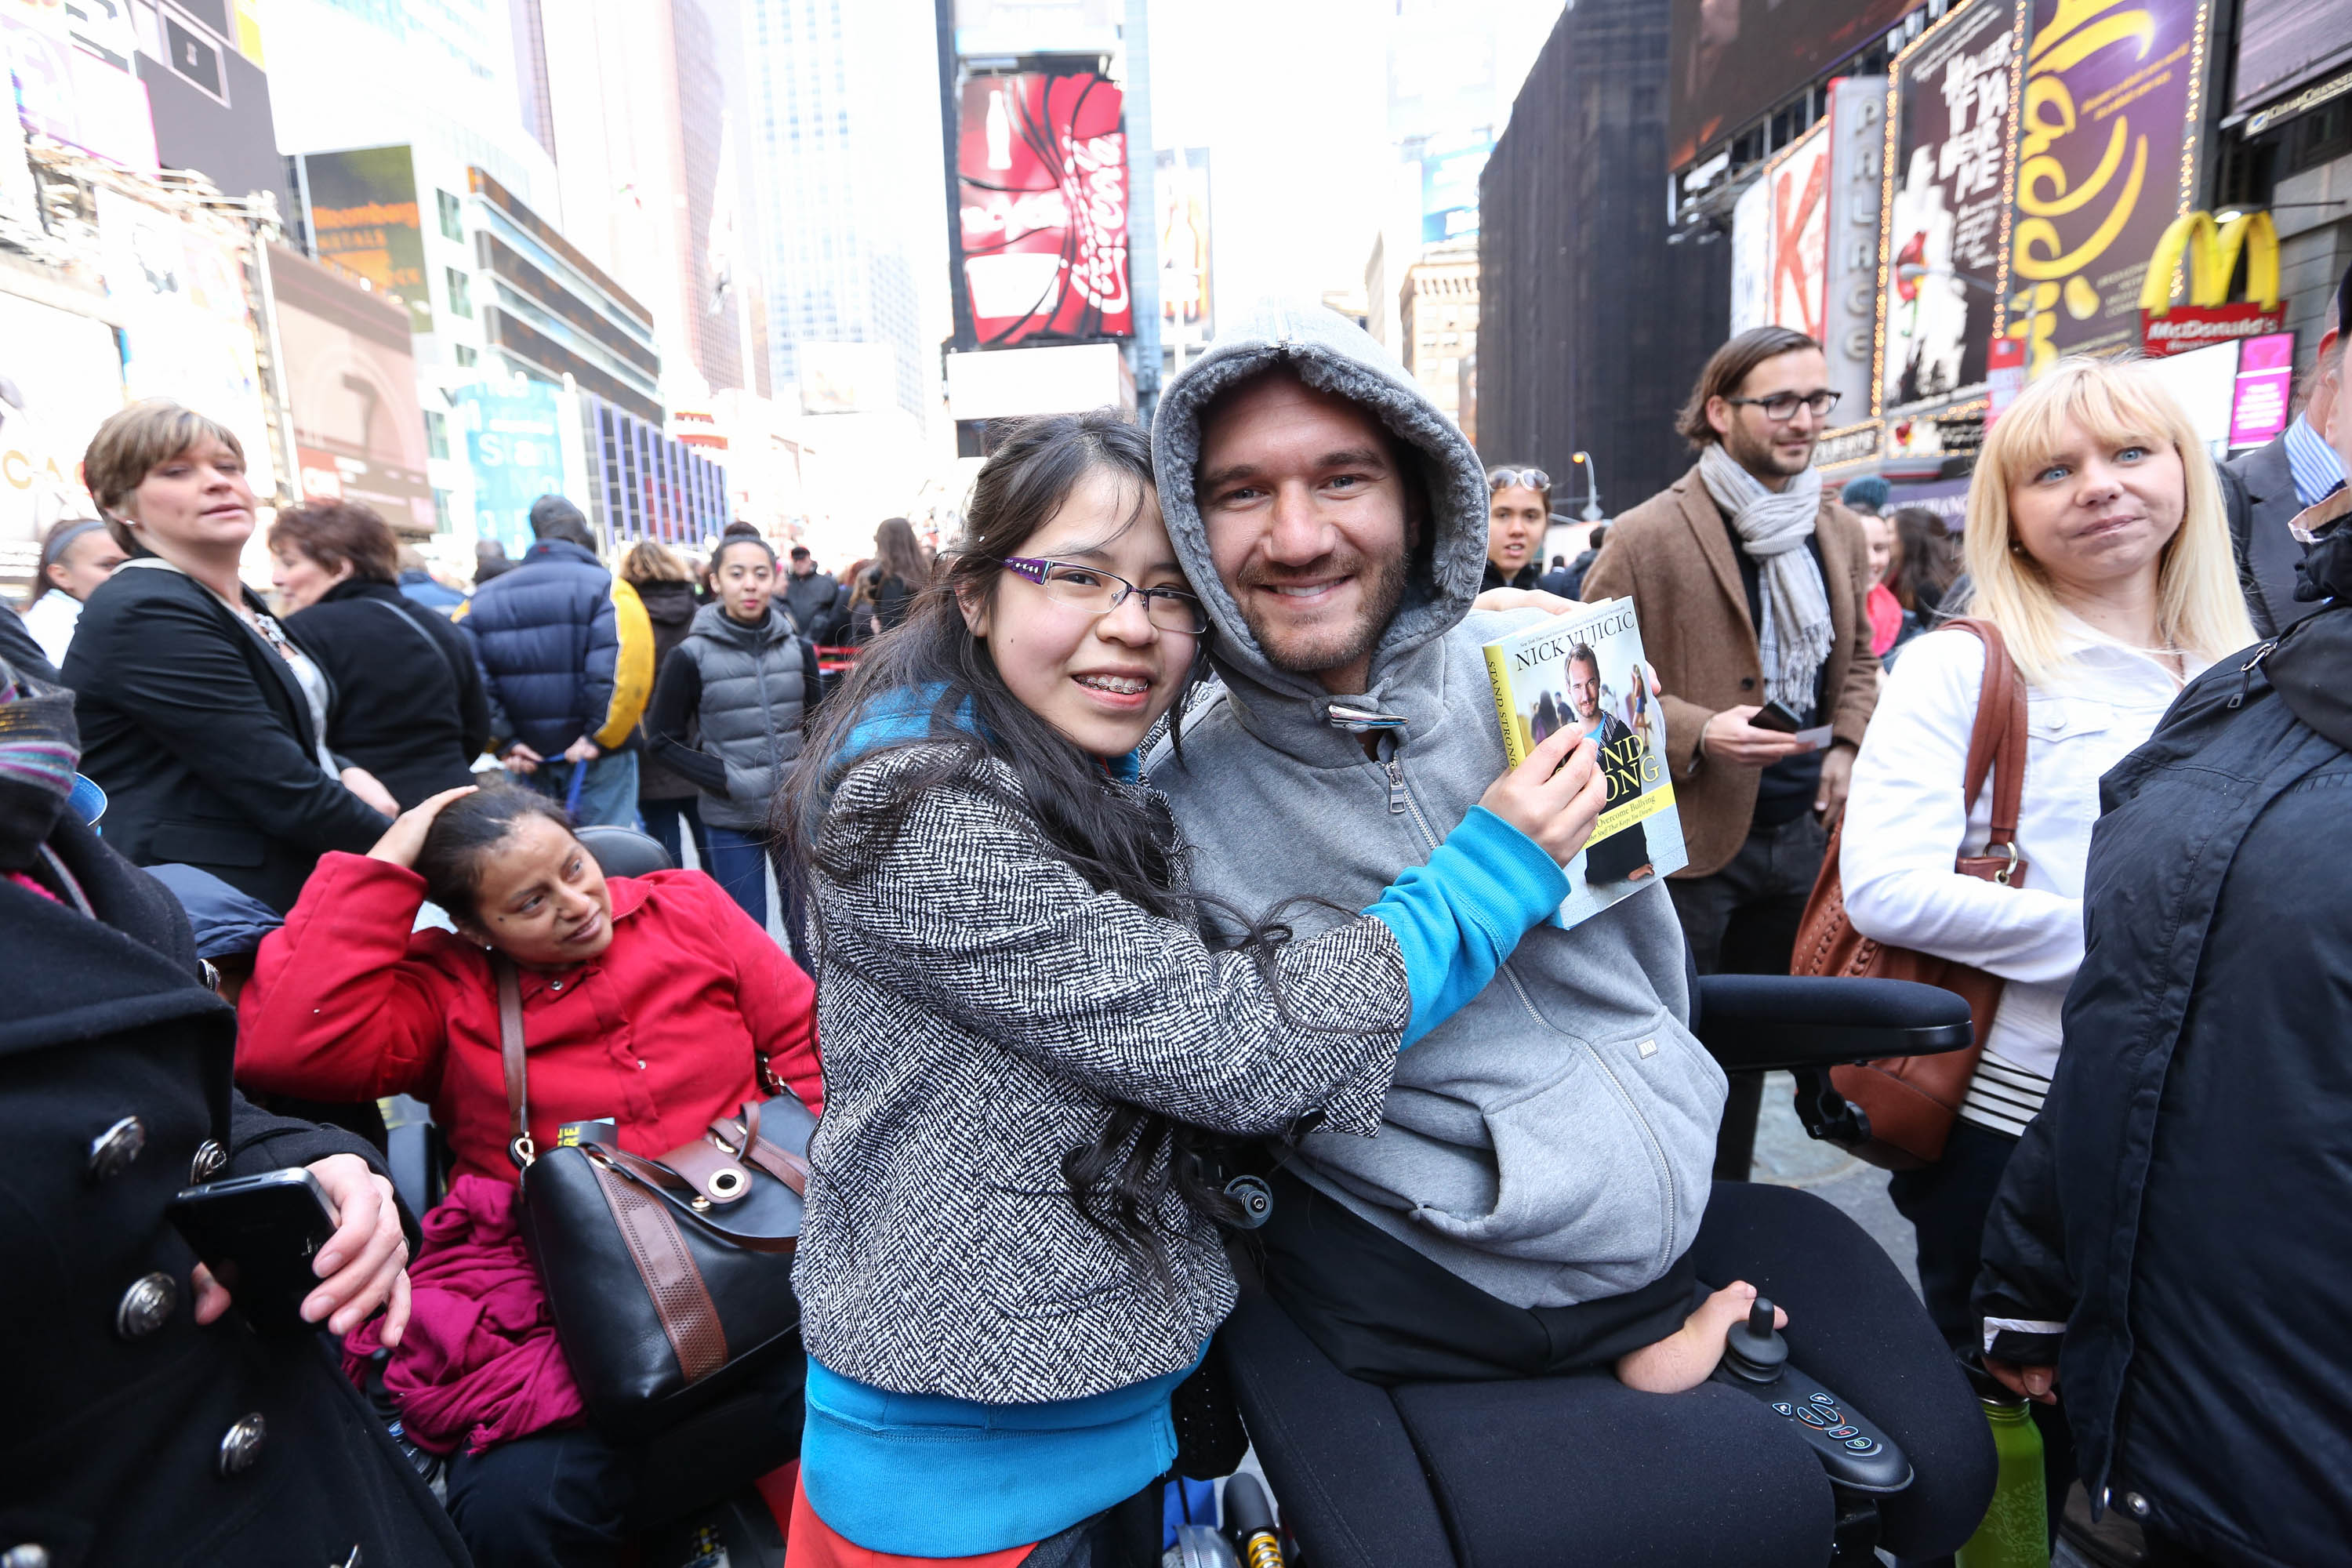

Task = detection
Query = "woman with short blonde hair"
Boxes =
[1837,358,2255,1432]
[64,400,397,909]
[1959,357,2255,685]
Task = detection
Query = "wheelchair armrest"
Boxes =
[1693,975,1972,1074]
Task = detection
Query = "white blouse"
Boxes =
[1839,616,2207,1133]
[18,590,82,668]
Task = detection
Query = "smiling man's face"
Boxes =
[1196,370,1417,695]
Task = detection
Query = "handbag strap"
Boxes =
[1947,618,2028,849]
[495,956,535,1167]
[358,596,471,695]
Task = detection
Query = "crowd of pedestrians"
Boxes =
[7,259,2351,1568]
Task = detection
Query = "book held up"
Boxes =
[1481,598,1689,929]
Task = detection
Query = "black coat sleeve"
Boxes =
[227,1091,423,1256]
[72,590,390,855]
[644,644,727,794]
[0,604,60,682]
[1971,1108,2073,1365]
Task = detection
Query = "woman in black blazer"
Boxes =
[62,401,394,912]
[271,499,492,811]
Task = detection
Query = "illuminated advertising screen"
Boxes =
[2229,332,2295,448]
[1880,0,2022,414]
[2230,0,2352,114]
[956,71,1133,346]
[1421,130,1493,246]
[96,188,276,498]
[297,144,433,335]
[1728,122,1828,339]
[2005,0,2215,372]
[270,245,434,533]
[1156,147,1212,344]
[0,294,125,585]
[1668,0,1915,170]
[454,381,570,557]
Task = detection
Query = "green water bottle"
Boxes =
[1955,1392,2049,1568]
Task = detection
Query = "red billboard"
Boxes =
[956,71,1133,345]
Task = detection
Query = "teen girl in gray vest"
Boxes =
[644,533,819,956]
[779,410,1606,1563]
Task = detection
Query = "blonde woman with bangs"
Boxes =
[1837,358,2256,1375]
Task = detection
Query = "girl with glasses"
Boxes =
[778,409,1609,1566]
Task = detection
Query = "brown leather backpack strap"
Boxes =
[495,957,534,1168]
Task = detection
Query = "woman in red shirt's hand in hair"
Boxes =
[236,782,821,1568]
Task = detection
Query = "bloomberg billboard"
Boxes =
[956,71,1134,346]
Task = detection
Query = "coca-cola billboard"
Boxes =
[956,71,1133,345]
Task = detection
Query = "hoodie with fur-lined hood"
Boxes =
[1144,299,1724,1308]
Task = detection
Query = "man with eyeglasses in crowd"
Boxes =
[1585,325,1880,1177]
[1483,463,1550,591]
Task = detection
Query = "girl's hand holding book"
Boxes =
[1479,727,1606,866]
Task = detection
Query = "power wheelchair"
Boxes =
[1204,972,1998,1568]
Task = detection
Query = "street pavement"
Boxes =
[1749,1071,1920,1294]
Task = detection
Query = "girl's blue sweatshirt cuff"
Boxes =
[1363,805,1569,1047]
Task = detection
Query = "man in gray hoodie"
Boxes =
[1145,300,1736,1385]
[1145,301,1991,1556]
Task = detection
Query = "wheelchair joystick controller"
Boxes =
[1722,1296,1790,1382]
[1708,1294,1915,1494]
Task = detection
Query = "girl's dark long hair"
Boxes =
[781,409,1264,1271]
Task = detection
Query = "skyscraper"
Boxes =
[745,0,942,426]
[540,0,771,409]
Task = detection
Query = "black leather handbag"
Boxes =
[495,957,814,1437]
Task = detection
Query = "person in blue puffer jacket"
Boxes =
[456,496,654,827]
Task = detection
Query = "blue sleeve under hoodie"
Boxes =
[1365,803,1567,1046]
[800,790,1567,1557]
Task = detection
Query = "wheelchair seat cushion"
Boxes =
[1392,1374,1833,1567]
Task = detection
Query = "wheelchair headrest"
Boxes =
[575,825,676,880]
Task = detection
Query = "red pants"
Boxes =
[782,1475,1039,1568]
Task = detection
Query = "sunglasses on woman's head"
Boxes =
[1488,467,1550,493]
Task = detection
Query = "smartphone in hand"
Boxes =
[1747,699,1807,733]
[167,1168,339,1334]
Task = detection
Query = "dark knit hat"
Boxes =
[1839,475,1890,515]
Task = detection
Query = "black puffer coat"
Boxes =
[0,811,463,1567]
[1975,605,2352,1566]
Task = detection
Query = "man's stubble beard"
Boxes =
[1237,542,1412,685]
[1722,420,1815,485]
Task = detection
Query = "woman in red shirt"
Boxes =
[238,783,821,1568]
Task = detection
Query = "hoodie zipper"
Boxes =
[1379,737,1679,1271]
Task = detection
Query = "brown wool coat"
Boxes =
[1582,463,1880,878]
